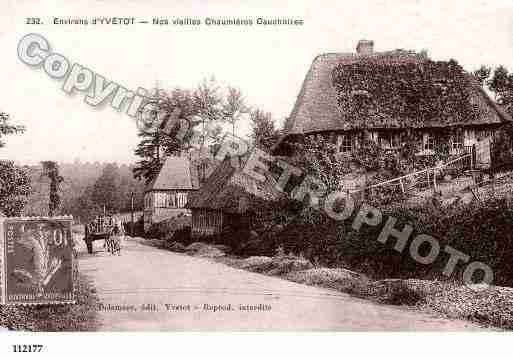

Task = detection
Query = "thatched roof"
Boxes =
[145,156,200,192]
[186,157,283,214]
[283,49,511,137]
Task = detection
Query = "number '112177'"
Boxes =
[12,344,43,353]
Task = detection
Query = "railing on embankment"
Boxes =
[346,152,474,201]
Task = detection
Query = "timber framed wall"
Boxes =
[191,209,223,238]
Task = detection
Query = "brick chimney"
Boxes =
[356,40,374,55]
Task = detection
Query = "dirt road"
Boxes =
[77,237,483,331]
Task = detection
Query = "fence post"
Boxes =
[471,144,475,170]
[433,168,437,192]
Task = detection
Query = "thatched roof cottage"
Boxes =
[274,40,512,160]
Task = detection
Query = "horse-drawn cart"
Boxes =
[83,215,115,254]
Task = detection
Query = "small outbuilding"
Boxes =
[186,157,283,238]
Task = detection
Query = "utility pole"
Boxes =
[130,191,135,236]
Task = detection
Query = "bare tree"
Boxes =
[223,86,249,136]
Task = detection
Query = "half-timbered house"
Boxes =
[143,156,200,230]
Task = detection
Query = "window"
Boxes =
[158,192,168,207]
[379,133,400,149]
[479,130,494,141]
[337,134,353,153]
[163,192,188,208]
[424,133,435,151]
[166,193,175,208]
[451,132,464,153]
[177,192,187,208]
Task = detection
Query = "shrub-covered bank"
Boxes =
[158,196,513,287]
[233,197,513,288]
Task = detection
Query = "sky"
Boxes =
[0,0,512,165]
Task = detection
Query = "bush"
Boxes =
[170,226,192,245]
[266,256,313,276]
[374,279,427,306]
[214,228,251,254]
[229,253,313,276]
[145,217,191,239]
[285,268,376,298]
[236,234,277,257]
[123,216,145,237]
[272,197,513,287]
[420,282,513,329]
[184,242,226,258]
[286,267,365,286]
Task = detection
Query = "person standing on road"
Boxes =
[110,223,123,255]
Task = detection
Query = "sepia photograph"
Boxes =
[0,0,512,357]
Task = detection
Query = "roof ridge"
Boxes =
[146,155,199,192]
[187,157,282,212]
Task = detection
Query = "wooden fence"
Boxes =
[113,211,144,225]
[349,151,474,199]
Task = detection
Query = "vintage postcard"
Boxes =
[1,0,513,355]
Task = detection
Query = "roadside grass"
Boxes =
[285,267,374,297]
[419,282,513,330]
[285,266,513,330]
[0,273,99,331]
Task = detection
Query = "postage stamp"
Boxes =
[0,216,75,305]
